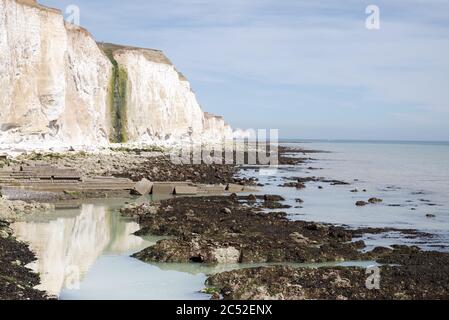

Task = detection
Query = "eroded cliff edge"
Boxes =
[0,0,232,150]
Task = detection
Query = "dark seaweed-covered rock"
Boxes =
[132,195,363,264]
[368,198,383,204]
[206,246,449,300]
[0,221,49,300]
[114,155,240,184]
[263,195,285,202]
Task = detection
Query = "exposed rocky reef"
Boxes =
[207,246,449,300]
[124,175,449,300]
[131,195,365,264]
[0,193,54,222]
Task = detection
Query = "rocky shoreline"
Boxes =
[0,221,49,300]
[1,145,448,300]
[126,193,449,300]
[129,195,364,264]
[206,245,449,300]
[124,146,449,300]
[0,192,56,300]
[0,146,259,299]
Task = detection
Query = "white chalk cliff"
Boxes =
[0,0,232,150]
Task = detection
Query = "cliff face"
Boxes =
[0,0,112,148]
[0,0,232,150]
[203,113,233,142]
[103,44,207,144]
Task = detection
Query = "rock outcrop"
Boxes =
[0,0,232,151]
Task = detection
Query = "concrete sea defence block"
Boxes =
[134,178,153,195]
[226,184,245,193]
[199,185,227,194]
[174,185,198,195]
[152,184,176,195]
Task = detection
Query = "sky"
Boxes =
[40,0,449,141]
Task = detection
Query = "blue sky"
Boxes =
[40,0,449,140]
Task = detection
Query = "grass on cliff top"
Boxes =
[99,42,173,66]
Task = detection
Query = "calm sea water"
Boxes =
[244,140,449,251]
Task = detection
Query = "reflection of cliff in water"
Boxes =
[12,203,149,296]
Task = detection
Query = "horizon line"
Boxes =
[278,138,449,144]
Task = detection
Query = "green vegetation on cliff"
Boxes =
[104,47,128,143]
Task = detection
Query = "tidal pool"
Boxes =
[11,197,210,300]
[11,197,377,300]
